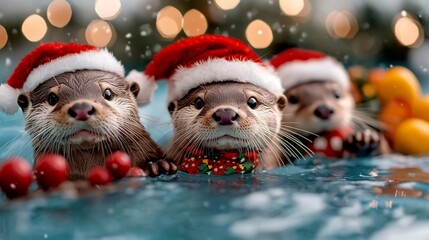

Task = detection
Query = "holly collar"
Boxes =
[180,146,259,175]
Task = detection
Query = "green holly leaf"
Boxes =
[198,164,209,173]
[238,152,246,160]
[243,161,254,172]
[224,167,237,175]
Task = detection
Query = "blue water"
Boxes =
[2,82,429,239]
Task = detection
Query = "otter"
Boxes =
[281,81,390,161]
[17,70,176,179]
[166,82,287,171]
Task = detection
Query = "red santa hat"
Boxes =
[128,34,283,102]
[269,48,350,91]
[0,42,155,114]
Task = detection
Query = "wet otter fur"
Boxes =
[280,81,390,162]
[166,81,287,169]
[17,70,176,179]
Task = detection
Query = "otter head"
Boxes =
[17,70,141,152]
[167,81,286,160]
[283,81,354,134]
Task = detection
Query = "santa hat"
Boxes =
[0,42,154,114]
[269,48,350,91]
[128,34,283,102]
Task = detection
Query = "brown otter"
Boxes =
[166,82,287,170]
[281,81,390,160]
[268,48,390,163]
[126,34,288,172]
[17,70,176,179]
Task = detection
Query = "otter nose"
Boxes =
[314,105,334,120]
[68,102,96,121]
[213,108,239,125]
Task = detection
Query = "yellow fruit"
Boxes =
[377,66,421,105]
[412,95,429,122]
[394,118,429,156]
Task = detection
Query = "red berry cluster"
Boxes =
[0,151,144,200]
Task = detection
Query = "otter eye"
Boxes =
[288,95,299,104]
[103,89,113,101]
[247,97,258,109]
[168,102,176,112]
[333,90,341,99]
[194,97,204,110]
[47,93,59,106]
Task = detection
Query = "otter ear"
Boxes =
[168,101,178,115]
[17,93,31,112]
[129,81,141,98]
[277,95,287,111]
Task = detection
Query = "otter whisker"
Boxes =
[280,124,319,137]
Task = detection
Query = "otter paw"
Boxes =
[142,160,178,177]
[343,129,381,158]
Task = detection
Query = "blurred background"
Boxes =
[0,0,429,85]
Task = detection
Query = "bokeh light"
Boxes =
[22,14,48,42]
[95,0,122,20]
[85,20,113,47]
[326,11,359,39]
[47,0,72,28]
[156,6,183,39]
[394,13,424,48]
[0,25,7,49]
[183,9,208,37]
[279,0,304,16]
[245,19,273,49]
[214,0,240,10]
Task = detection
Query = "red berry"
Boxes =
[221,151,239,160]
[0,157,33,199]
[126,167,145,177]
[88,167,112,186]
[35,154,69,191]
[106,151,132,180]
[245,151,259,161]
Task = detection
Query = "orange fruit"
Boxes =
[394,118,429,156]
[377,66,421,105]
[379,98,412,143]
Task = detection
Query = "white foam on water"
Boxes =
[230,192,326,238]
[317,202,371,239]
[231,188,286,210]
[369,217,429,240]
[397,182,417,189]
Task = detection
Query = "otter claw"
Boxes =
[343,129,381,157]
[142,160,178,177]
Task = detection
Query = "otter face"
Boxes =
[283,81,354,134]
[168,82,286,151]
[18,70,140,150]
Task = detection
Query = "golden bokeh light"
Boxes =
[85,20,113,47]
[326,11,359,39]
[245,19,273,49]
[214,0,240,10]
[47,0,72,28]
[279,0,304,16]
[22,14,48,42]
[394,14,423,48]
[183,9,208,37]
[156,6,183,39]
[95,0,121,20]
[0,25,7,49]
